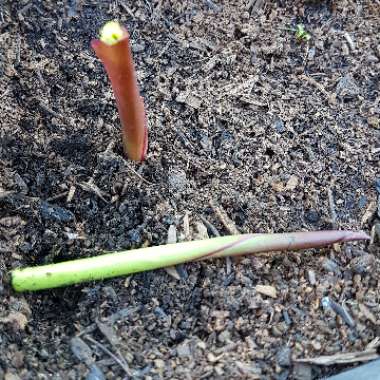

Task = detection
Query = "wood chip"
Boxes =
[307,270,316,285]
[96,320,119,346]
[361,200,377,226]
[164,225,181,280]
[167,224,177,245]
[295,349,379,365]
[0,216,25,228]
[194,221,209,240]
[176,92,202,109]
[80,180,108,203]
[286,175,299,191]
[358,304,378,325]
[66,185,76,203]
[366,337,380,350]
[183,212,191,240]
[271,181,285,192]
[0,190,14,200]
[255,285,277,298]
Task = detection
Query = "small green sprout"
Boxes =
[99,21,125,46]
[295,24,311,42]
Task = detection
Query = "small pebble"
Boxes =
[39,348,49,360]
[283,310,292,325]
[274,118,286,133]
[132,43,145,53]
[176,341,191,357]
[276,346,292,367]
[322,258,340,274]
[358,195,367,209]
[86,364,105,380]
[19,242,32,254]
[349,254,375,274]
[168,169,187,193]
[307,270,316,285]
[40,201,74,223]
[305,210,320,224]
[336,75,360,97]
[308,47,316,60]
[43,229,58,244]
[293,363,312,380]
[276,370,290,380]
[154,306,168,320]
[70,337,93,366]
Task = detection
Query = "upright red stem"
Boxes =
[91,24,147,161]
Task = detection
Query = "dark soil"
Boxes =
[1,0,380,379]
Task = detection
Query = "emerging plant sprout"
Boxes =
[11,230,369,292]
[295,24,311,42]
[92,21,148,161]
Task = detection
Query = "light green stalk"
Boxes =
[11,230,369,291]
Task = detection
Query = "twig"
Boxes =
[35,68,45,86]
[327,188,338,228]
[299,74,337,106]
[208,202,237,272]
[199,215,220,237]
[77,307,140,338]
[121,163,152,185]
[15,35,21,65]
[119,1,136,19]
[322,297,356,328]
[183,211,191,240]
[0,190,15,200]
[343,32,355,51]
[295,348,379,365]
[84,335,131,376]
[0,89,10,99]
[96,319,130,370]
[38,101,63,119]
[46,191,68,202]
[209,200,239,235]
[79,180,108,203]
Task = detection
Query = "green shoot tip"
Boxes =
[99,21,126,45]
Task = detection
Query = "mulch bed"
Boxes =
[0,0,379,379]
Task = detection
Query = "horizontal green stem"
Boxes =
[11,230,369,291]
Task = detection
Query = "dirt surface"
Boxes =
[0,0,380,379]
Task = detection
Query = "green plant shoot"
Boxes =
[11,230,369,292]
[295,24,311,42]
